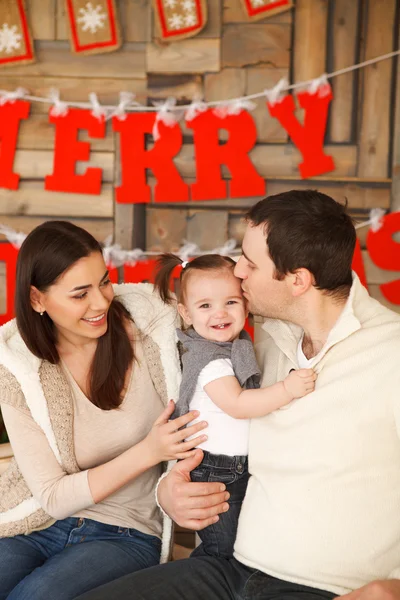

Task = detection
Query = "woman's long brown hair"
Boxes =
[15,221,134,410]
[154,253,236,304]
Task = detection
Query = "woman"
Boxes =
[0,221,207,600]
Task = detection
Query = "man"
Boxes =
[78,190,400,600]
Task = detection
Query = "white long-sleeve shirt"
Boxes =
[234,275,400,596]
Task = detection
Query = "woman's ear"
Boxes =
[30,286,45,314]
[178,303,192,326]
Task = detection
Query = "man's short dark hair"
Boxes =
[245,189,356,300]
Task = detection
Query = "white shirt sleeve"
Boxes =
[197,358,235,389]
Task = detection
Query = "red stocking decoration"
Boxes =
[267,89,335,179]
[367,213,400,305]
[241,0,293,21]
[65,0,121,55]
[0,0,35,67]
[113,113,188,204]
[351,239,368,289]
[152,0,207,41]
[188,109,265,201]
[45,108,105,195]
[0,243,18,325]
[0,100,30,190]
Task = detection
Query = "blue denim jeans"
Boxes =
[0,516,161,600]
[190,450,249,558]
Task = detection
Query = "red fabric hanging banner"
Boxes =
[0,0,35,67]
[113,113,188,204]
[0,100,30,190]
[152,0,207,41]
[367,213,400,305]
[65,0,121,55]
[240,0,293,22]
[267,88,335,179]
[45,108,105,195]
[188,109,265,201]
[0,243,19,326]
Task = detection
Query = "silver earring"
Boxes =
[40,311,44,316]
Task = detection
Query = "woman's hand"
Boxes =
[144,400,208,463]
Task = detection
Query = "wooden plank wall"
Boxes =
[0,0,399,320]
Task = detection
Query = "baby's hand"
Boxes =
[283,369,317,400]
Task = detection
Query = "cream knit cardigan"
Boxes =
[0,283,180,563]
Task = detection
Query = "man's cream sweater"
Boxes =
[234,275,400,596]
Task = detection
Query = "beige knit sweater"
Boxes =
[0,283,181,563]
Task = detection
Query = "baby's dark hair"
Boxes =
[154,253,236,304]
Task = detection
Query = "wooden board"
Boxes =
[146,39,220,74]
[0,217,113,241]
[27,0,56,40]
[187,210,228,249]
[357,0,397,178]
[0,41,147,79]
[146,207,188,252]
[119,0,151,43]
[328,0,359,143]
[13,150,114,181]
[0,182,113,217]
[222,23,290,68]
[293,0,328,81]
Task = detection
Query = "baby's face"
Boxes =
[179,269,247,343]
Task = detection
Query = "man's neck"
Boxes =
[297,294,348,360]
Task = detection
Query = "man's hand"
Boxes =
[157,450,230,530]
[338,580,400,599]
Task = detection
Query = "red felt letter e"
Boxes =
[45,109,105,194]
[0,100,30,190]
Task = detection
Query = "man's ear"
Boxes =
[289,269,314,297]
[30,286,46,314]
[177,303,192,326]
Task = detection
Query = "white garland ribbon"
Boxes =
[108,91,138,122]
[0,50,397,119]
[354,208,386,232]
[152,97,179,141]
[89,92,107,121]
[185,96,208,122]
[264,78,288,106]
[48,88,69,117]
[0,87,28,106]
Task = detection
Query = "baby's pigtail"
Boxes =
[154,253,183,303]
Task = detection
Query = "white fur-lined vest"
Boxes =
[0,283,180,563]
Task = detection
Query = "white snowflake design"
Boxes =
[182,0,196,11]
[164,0,178,8]
[77,2,107,34]
[0,23,22,55]
[184,13,198,26]
[251,0,266,6]
[168,13,184,29]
